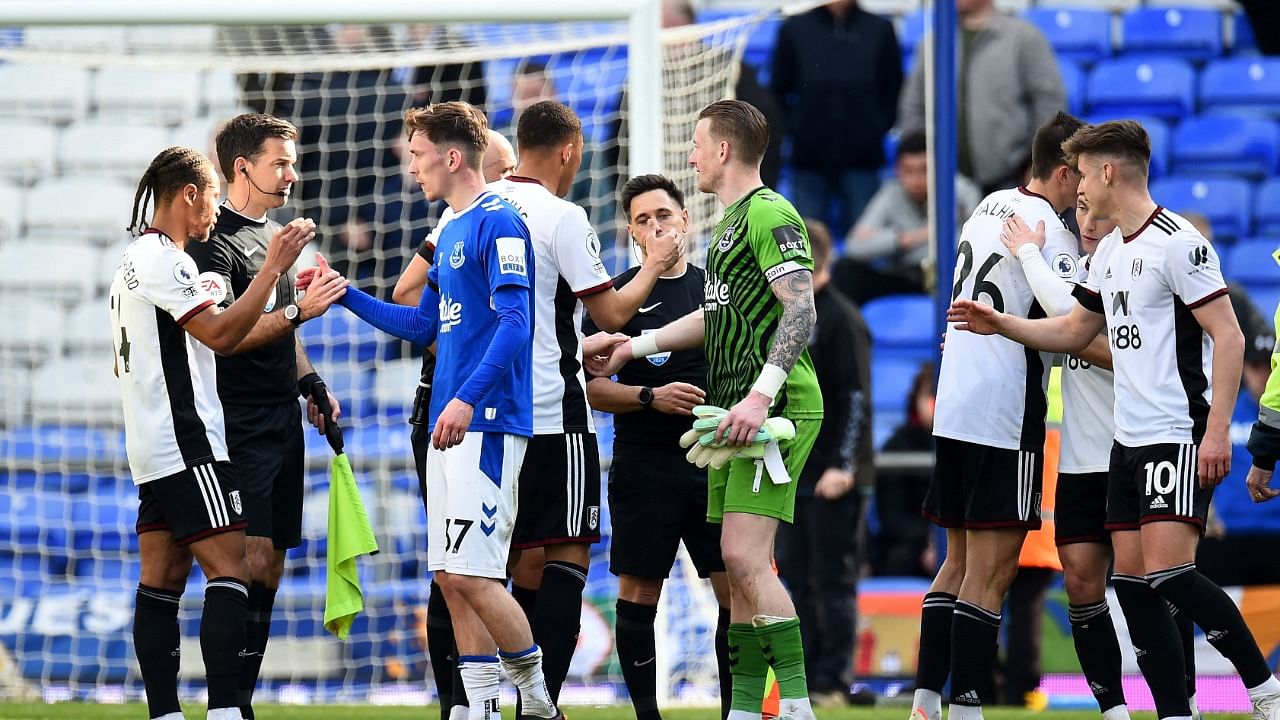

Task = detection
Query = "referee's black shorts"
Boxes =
[608,440,724,579]
[223,400,305,549]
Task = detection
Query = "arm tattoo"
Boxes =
[766,270,816,373]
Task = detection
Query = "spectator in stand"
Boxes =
[898,0,1064,195]
[832,131,981,305]
[772,1,901,235]
[775,218,873,708]
[870,362,936,578]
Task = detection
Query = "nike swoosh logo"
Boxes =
[633,657,654,667]
[638,303,662,313]
[242,246,259,257]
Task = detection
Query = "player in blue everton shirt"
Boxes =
[299,102,557,720]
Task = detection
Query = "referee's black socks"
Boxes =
[427,580,462,719]
[1149,564,1276,691]
[533,561,587,702]
[1113,573,1190,719]
[615,599,661,720]
[135,584,183,720]
[238,582,276,719]
[203,577,249,711]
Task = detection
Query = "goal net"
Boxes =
[0,3,772,707]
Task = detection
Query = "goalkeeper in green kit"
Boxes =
[586,100,823,720]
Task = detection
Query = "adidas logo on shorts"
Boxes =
[1149,495,1168,510]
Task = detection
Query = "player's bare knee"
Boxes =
[618,576,662,605]
[544,542,589,568]
[1062,566,1106,603]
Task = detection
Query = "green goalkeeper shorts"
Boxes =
[706,418,820,524]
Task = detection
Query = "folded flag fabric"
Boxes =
[311,388,379,641]
[324,449,378,639]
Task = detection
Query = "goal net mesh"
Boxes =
[0,11,769,706]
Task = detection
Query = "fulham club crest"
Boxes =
[229,490,243,516]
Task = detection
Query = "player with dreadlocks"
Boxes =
[110,146,313,720]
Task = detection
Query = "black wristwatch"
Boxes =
[284,303,303,327]
[638,387,654,408]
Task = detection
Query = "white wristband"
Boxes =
[629,333,661,359]
[751,363,788,401]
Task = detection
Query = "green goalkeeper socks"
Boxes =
[727,623,770,713]
[755,617,808,700]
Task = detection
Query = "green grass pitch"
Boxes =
[0,706,1251,720]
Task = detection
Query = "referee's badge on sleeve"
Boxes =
[197,272,227,303]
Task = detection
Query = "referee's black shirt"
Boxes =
[186,206,298,405]
[584,265,707,448]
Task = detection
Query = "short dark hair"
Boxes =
[697,100,769,167]
[1029,111,1086,181]
[897,131,927,159]
[804,217,833,273]
[621,174,685,221]
[215,112,298,182]
[517,100,582,152]
[1061,120,1151,177]
[129,146,214,235]
[404,101,489,169]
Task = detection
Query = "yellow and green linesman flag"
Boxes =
[312,392,379,639]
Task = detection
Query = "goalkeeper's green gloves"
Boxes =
[678,405,796,470]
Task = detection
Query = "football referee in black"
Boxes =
[186,113,347,719]
[583,174,732,720]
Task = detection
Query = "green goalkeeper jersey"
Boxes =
[703,186,823,420]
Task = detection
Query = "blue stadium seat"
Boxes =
[1200,58,1280,115]
[1023,7,1112,64]
[1245,284,1280,322]
[862,293,934,348]
[873,356,921,413]
[1059,60,1085,116]
[1171,115,1280,178]
[70,557,140,586]
[1256,179,1280,236]
[1120,7,1222,62]
[1224,238,1280,286]
[547,46,627,143]
[1233,10,1257,55]
[70,492,138,553]
[298,305,382,364]
[899,11,926,72]
[1084,114,1170,179]
[0,424,125,467]
[1087,57,1195,119]
[1151,176,1254,242]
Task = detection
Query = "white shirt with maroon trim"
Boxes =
[109,230,229,484]
[1077,207,1228,446]
[935,186,1080,451]
[489,176,612,434]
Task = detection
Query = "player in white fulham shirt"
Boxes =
[1002,196,1199,720]
[950,120,1280,720]
[490,100,681,702]
[111,146,317,720]
[911,112,1085,720]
